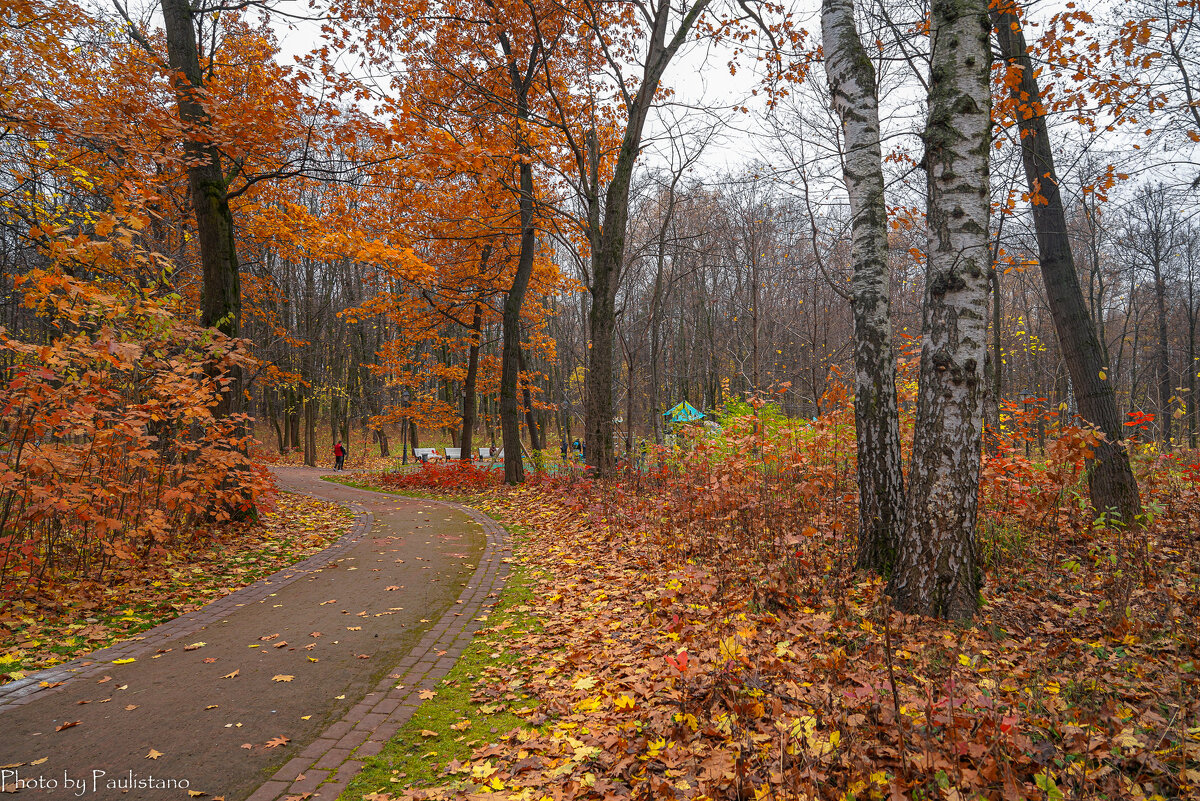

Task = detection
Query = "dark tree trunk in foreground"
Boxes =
[822,0,906,574]
[160,0,242,416]
[891,0,991,619]
[501,214,535,484]
[991,1,1141,525]
[494,26,540,486]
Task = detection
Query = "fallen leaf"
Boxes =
[385,585,399,591]
[205,705,218,710]
[240,743,254,750]
[56,721,81,731]
[272,675,294,682]
[187,791,205,798]
[125,704,138,710]
[259,634,279,641]
[203,658,217,663]
[347,626,362,631]
[222,670,239,679]
[112,658,135,665]
[184,642,206,651]
[96,676,112,684]
[31,758,47,766]
[264,735,289,748]
[146,749,163,760]
[420,729,438,737]
[418,689,437,700]
[273,641,288,648]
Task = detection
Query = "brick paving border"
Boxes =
[0,501,374,710]
[245,498,511,801]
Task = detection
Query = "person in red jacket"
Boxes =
[333,440,347,470]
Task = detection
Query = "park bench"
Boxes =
[413,447,441,462]
[444,447,463,460]
[478,447,493,460]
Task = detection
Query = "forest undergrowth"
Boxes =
[364,399,1200,801]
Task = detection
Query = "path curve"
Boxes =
[0,467,511,801]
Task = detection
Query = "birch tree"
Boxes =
[821,0,905,573]
[890,0,991,618]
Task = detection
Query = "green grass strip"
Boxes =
[337,563,540,798]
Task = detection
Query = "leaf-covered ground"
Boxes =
[0,493,352,682]
[355,479,1199,801]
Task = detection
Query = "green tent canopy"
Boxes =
[664,401,705,423]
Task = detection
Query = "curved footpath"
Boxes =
[0,467,511,801]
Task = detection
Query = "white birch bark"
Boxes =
[890,0,991,618]
[821,0,905,573]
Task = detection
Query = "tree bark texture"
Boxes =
[160,0,242,415]
[821,0,906,575]
[501,162,537,485]
[890,0,991,619]
[991,1,1141,523]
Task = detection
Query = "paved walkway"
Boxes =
[0,467,511,801]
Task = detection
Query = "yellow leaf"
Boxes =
[112,658,136,665]
[146,749,163,760]
[272,675,294,682]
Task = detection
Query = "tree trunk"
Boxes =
[160,0,242,416]
[518,342,543,452]
[501,162,537,485]
[890,0,991,619]
[304,396,316,467]
[1189,304,1197,448]
[822,0,906,574]
[1153,261,1172,443]
[582,0,712,478]
[269,391,285,454]
[991,2,1142,524]
[461,302,483,461]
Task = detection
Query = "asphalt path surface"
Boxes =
[0,467,484,801]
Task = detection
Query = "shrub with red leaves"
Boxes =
[374,461,501,494]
